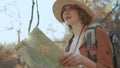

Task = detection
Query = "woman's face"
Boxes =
[62,5,81,25]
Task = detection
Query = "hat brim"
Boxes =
[53,0,95,24]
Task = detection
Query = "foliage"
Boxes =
[0,45,29,68]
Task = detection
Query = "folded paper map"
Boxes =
[15,26,79,68]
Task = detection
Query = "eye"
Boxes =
[62,5,76,13]
[69,5,76,9]
[62,8,66,13]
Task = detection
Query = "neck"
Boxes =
[71,22,84,37]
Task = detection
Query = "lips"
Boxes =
[65,16,71,20]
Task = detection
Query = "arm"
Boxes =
[95,27,114,68]
[82,27,114,68]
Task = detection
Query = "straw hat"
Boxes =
[53,0,95,24]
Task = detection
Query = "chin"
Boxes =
[65,21,71,25]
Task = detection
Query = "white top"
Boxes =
[69,32,85,54]
[69,32,85,68]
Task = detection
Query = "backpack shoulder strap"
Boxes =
[85,23,102,62]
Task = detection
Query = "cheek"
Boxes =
[72,13,80,21]
[73,11,80,18]
[62,13,66,21]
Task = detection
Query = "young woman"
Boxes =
[53,0,114,68]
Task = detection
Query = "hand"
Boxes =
[59,52,84,67]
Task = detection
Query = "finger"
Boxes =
[60,52,72,63]
[71,59,80,66]
[61,53,75,66]
[65,55,80,66]
[64,56,76,66]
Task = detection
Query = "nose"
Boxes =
[62,11,69,20]
[63,9,70,16]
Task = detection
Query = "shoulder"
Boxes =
[95,26,109,40]
[95,25,113,52]
[95,26,107,34]
[85,23,107,36]
[86,23,105,33]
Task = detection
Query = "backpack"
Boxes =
[109,31,120,68]
[85,23,120,68]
